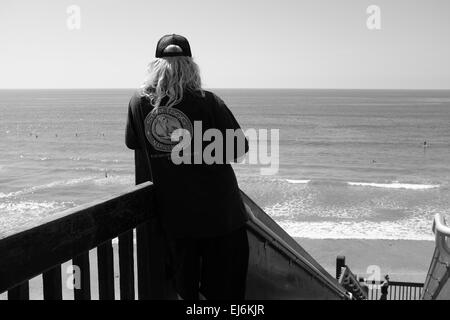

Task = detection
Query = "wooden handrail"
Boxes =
[338,267,367,300]
[245,202,348,299]
[0,182,154,295]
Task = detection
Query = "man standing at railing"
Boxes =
[380,275,390,300]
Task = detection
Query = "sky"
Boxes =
[0,0,449,89]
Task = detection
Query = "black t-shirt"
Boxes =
[125,89,249,239]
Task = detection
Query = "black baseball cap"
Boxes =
[155,34,192,58]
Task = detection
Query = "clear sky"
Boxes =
[1,0,449,89]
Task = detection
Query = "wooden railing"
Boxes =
[335,256,367,300]
[0,182,348,300]
[422,214,450,300]
[0,182,171,300]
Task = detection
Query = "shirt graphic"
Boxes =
[144,106,193,152]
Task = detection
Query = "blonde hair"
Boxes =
[140,56,203,108]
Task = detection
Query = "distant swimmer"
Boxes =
[423,141,428,155]
[105,170,108,178]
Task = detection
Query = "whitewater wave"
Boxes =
[277,220,434,241]
[347,181,440,190]
[285,179,311,184]
[0,177,97,199]
[0,200,75,237]
[262,186,444,240]
[18,154,126,164]
[0,175,133,199]
[282,178,440,190]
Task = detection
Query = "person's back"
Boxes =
[125,34,250,299]
[127,89,249,238]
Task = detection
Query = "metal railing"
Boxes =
[361,280,423,300]
[422,214,450,300]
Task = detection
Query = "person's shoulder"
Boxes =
[202,90,226,105]
[129,89,150,109]
[198,90,229,114]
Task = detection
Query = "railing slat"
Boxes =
[118,230,135,300]
[73,252,91,300]
[97,240,115,300]
[8,281,29,300]
[136,222,151,300]
[43,265,62,300]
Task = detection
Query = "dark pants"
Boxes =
[172,227,249,300]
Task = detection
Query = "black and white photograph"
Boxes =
[1,0,450,310]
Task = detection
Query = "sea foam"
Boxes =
[285,179,311,184]
[347,181,440,190]
[0,176,97,199]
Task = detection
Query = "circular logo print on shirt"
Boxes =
[144,107,193,152]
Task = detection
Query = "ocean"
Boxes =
[1,89,449,240]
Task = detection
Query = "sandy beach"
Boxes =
[0,237,435,300]
[296,238,435,283]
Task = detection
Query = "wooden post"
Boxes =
[8,282,29,300]
[97,240,115,300]
[136,221,152,300]
[336,256,346,280]
[73,252,91,300]
[43,265,63,300]
[118,230,135,300]
[148,219,177,299]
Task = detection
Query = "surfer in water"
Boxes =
[125,34,249,300]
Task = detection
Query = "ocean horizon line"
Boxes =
[1,87,450,91]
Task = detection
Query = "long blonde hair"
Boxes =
[140,56,203,108]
